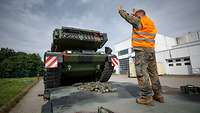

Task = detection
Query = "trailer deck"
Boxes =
[42,81,200,113]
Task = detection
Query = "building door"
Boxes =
[119,58,129,74]
[166,57,192,75]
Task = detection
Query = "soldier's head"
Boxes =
[134,9,146,18]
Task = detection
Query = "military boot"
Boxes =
[153,94,164,103]
[136,96,154,106]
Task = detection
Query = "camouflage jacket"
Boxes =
[118,9,142,30]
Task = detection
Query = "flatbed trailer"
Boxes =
[42,81,200,113]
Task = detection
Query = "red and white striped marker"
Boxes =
[111,57,119,67]
[45,56,58,68]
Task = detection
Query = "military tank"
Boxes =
[44,27,117,95]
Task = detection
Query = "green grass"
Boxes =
[0,77,37,107]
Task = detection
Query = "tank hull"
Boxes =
[60,53,107,85]
[43,27,116,97]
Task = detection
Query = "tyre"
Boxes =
[99,61,114,82]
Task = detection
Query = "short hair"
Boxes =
[135,9,146,15]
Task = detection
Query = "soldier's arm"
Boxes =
[118,9,142,29]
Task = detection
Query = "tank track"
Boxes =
[99,61,113,82]
[44,68,61,90]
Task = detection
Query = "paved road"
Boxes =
[10,75,200,113]
[110,75,200,88]
[10,80,46,113]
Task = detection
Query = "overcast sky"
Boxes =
[0,0,200,55]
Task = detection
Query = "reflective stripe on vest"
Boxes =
[134,31,156,37]
[132,38,155,43]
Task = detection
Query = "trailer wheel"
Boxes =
[99,61,113,82]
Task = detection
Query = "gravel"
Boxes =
[76,82,117,94]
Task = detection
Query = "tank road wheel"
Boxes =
[99,61,114,82]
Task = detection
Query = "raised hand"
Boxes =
[117,5,123,11]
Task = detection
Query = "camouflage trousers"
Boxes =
[134,48,162,97]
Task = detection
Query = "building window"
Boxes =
[166,59,173,63]
[175,59,181,62]
[119,58,129,74]
[168,60,173,62]
[184,57,190,61]
[176,63,182,66]
[118,49,128,56]
[185,62,191,65]
[167,57,191,67]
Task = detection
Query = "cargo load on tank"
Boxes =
[43,27,118,97]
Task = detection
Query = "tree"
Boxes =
[0,48,44,77]
[0,48,16,63]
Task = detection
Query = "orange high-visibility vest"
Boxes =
[132,16,157,48]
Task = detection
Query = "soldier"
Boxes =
[117,5,164,105]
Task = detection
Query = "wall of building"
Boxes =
[176,31,200,44]
[114,34,176,75]
[155,34,177,52]
[171,41,200,74]
[156,38,200,75]
[114,32,200,75]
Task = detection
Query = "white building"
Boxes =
[114,32,200,75]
